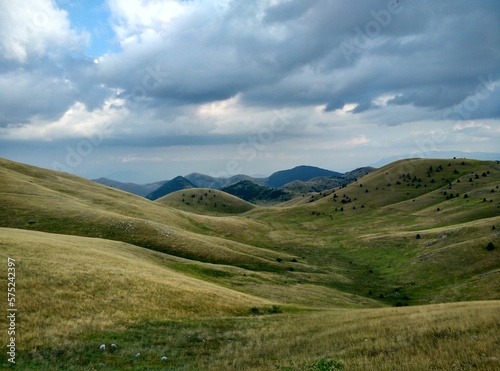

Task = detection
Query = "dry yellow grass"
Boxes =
[197,301,500,370]
[0,227,268,349]
[0,157,499,369]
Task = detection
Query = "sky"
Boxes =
[0,0,499,183]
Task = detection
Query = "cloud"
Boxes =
[0,0,84,63]
[115,154,163,163]
[0,0,499,181]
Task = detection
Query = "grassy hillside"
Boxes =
[0,156,499,369]
[157,188,255,215]
[244,158,500,306]
[0,158,284,272]
[221,180,292,203]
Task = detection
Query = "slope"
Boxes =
[0,158,284,272]
[0,157,380,309]
[1,228,498,371]
[1,157,499,370]
[157,188,256,215]
[245,158,500,305]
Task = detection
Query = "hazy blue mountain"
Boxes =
[185,173,265,189]
[266,165,343,188]
[221,180,291,203]
[146,176,195,200]
[93,177,168,197]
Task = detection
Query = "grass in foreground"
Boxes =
[2,302,499,370]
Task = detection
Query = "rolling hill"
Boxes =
[0,156,499,370]
[157,188,255,215]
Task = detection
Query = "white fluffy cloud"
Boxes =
[0,0,499,181]
[0,0,85,63]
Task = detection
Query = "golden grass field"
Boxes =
[0,156,499,369]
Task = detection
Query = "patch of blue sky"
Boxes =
[56,0,119,58]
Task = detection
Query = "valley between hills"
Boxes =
[0,156,499,370]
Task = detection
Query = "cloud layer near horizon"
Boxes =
[0,0,499,181]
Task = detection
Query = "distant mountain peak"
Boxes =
[146,176,195,200]
[266,165,342,188]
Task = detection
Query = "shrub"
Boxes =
[309,358,344,371]
[416,234,421,239]
[268,305,282,314]
[486,242,495,251]
[250,307,261,315]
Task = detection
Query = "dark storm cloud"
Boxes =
[1,0,499,138]
[97,0,500,120]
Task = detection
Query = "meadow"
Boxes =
[0,157,498,369]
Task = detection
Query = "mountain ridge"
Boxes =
[146,176,195,200]
[93,164,371,198]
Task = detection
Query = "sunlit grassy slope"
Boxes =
[157,188,255,215]
[0,156,499,369]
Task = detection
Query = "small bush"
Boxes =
[250,307,261,315]
[416,234,421,239]
[268,305,282,314]
[486,242,495,251]
[309,358,344,371]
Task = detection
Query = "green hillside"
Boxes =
[0,156,499,369]
[157,188,255,215]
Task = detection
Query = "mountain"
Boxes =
[1,156,499,370]
[156,188,255,215]
[145,176,195,200]
[93,177,168,197]
[94,165,353,198]
[266,165,342,188]
[184,172,265,189]
[221,180,292,203]
[282,166,376,193]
